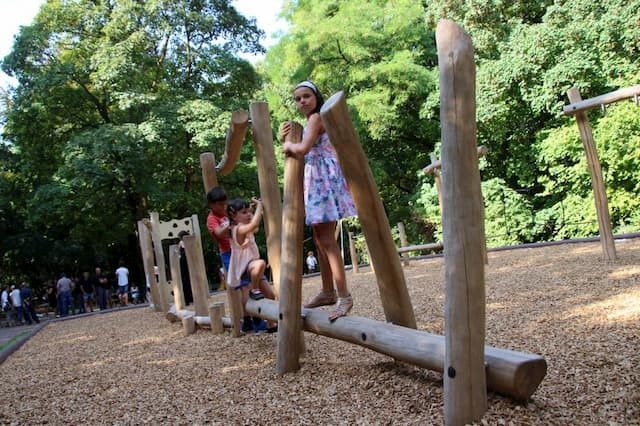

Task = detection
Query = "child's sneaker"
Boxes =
[241,317,254,333]
[249,289,264,300]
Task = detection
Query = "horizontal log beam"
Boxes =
[563,85,640,115]
[245,299,546,401]
[423,145,488,174]
[397,242,444,254]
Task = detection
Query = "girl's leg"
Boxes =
[314,227,335,294]
[313,222,349,297]
[247,259,266,297]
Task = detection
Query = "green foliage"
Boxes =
[0,0,264,288]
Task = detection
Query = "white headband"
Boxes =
[295,81,318,93]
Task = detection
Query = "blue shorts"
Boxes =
[83,292,94,301]
[220,251,231,272]
[117,285,128,295]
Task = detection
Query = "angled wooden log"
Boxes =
[277,121,305,374]
[199,152,219,194]
[168,244,186,311]
[216,110,250,175]
[137,219,162,312]
[437,19,487,425]
[250,102,282,297]
[566,87,616,261]
[246,298,546,401]
[320,92,416,329]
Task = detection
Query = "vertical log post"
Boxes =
[168,244,186,310]
[277,121,305,374]
[321,92,416,329]
[397,222,410,266]
[348,231,360,274]
[137,220,162,312]
[182,314,196,335]
[208,302,225,335]
[182,235,210,317]
[226,284,244,337]
[149,212,170,312]
[250,102,283,297]
[566,87,616,261]
[437,19,487,425]
[431,153,444,213]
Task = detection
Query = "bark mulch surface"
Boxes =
[2,240,639,425]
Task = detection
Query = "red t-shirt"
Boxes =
[206,211,231,253]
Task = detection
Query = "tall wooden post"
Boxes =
[321,92,416,329]
[182,235,210,317]
[137,219,162,312]
[397,222,410,266]
[149,213,170,313]
[168,244,186,310]
[431,153,444,212]
[276,121,305,374]
[250,102,283,297]
[566,87,616,261]
[437,19,487,425]
[347,231,360,273]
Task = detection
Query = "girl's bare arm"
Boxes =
[235,199,263,242]
[283,113,324,158]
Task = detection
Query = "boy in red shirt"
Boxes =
[206,187,232,271]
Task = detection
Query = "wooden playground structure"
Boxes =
[136,20,549,425]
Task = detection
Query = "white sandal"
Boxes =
[328,295,353,322]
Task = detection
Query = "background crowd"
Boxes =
[1,263,143,327]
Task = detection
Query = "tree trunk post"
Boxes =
[250,102,283,297]
[168,244,185,310]
[397,222,410,266]
[320,92,416,329]
[182,314,196,335]
[566,87,616,262]
[182,235,209,317]
[227,287,244,337]
[137,219,162,312]
[276,121,305,375]
[149,212,170,312]
[208,302,225,335]
[437,19,487,425]
[348,231,359,274]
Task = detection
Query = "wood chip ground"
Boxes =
[2,240,639,425]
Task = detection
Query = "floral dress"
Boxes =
[303,130,357,225]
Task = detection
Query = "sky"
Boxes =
[0,0,287,90]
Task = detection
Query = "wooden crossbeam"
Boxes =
[563,84,640,116]
[245,299,547,401]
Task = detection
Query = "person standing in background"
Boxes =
[56,273,73,317]
[20,282,40,324]
[93,267,108,311]
[306,251,318,274]
[115,261,130,306]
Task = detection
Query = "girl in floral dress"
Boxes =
[282,81,357,321]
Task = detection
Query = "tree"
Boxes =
[1,0,265,287]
